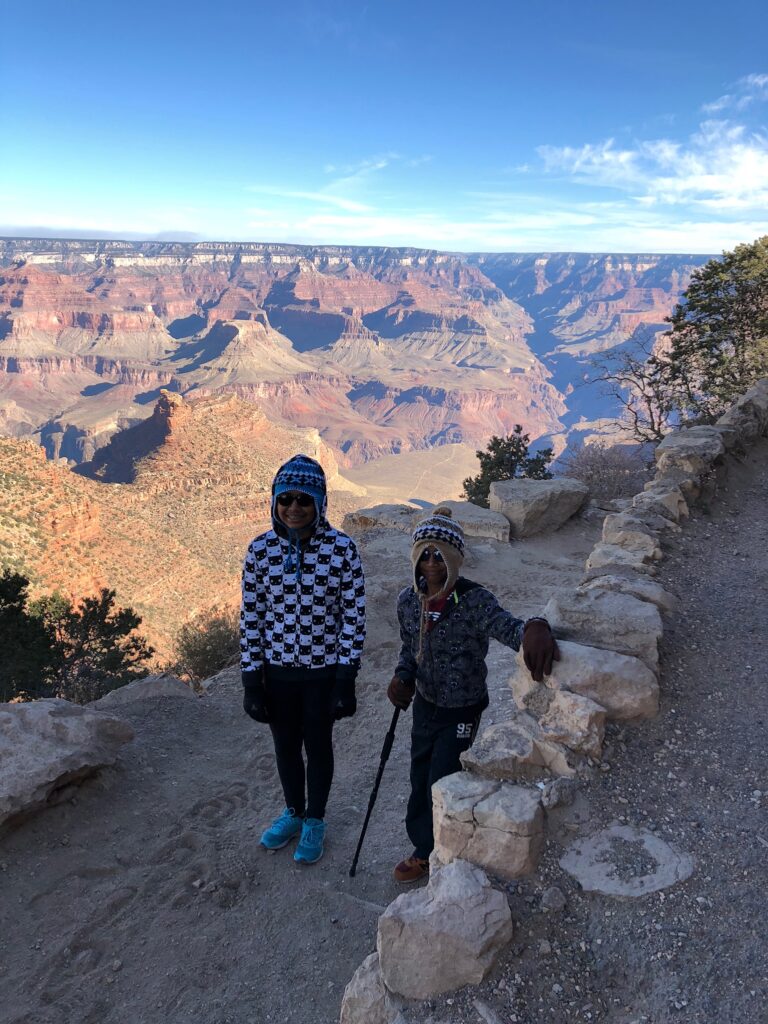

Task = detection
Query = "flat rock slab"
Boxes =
[560,824,695,897]
[342,504,418,534]
[489,478,589,538]
[90,673,196,709]
[544,587,663,673]
[508,641,659,721]
[427,500,510,542]
[0,699,134,832]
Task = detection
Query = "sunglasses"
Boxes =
[418,547,444,563]
[276,492,314,508]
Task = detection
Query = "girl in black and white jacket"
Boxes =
[240,454,366,865]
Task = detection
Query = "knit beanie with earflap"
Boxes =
[411,505,465,601]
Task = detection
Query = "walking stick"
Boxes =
[349,706,401,877]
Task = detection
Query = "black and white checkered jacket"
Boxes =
[240,523,366,674]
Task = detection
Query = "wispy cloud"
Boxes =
[538,114,768,212]
[702,72,768,113]
[246,185,372,213]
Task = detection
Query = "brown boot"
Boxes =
[393,855,429,883]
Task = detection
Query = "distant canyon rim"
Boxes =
[0,237,710,471]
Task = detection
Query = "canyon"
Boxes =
[0,238,709,465]
[0,237,710,652]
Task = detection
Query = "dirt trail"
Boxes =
[0,515,599,1024]
[4,439,765,1024]
[406,438,768,1024]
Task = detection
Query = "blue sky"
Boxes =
[1,0,766,252]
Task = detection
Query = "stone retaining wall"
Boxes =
[340,378,768,1022]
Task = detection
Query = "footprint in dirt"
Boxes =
[188,780,251,829]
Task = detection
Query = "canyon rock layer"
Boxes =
[0,238,709,465]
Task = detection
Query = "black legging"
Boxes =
[265,671,335,820]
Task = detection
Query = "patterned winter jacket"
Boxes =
[395,577,524,709]
[240,521,366,678]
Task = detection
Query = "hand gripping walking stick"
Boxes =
[349,706,401,877]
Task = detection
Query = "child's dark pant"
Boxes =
[406,692,484,859]
[265,672,335,820]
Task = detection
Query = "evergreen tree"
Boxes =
[665,235,768,420]
[0,569,55,701]
[31,588,154,701]
[462,426,553,508]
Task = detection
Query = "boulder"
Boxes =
[342,504,417,534]
[508,641,659,721]
[340,953,402,1024]
[432,773,544,879]
[655,425,726,476]
[90,673,195,709]
[580,574,677,614]
[0,699,134,831]
[585,543,659,573]
[601,514,663,559]
[539,691,606,758]
[461,713,575,780]
[489,478,589,538]
[716,379,768,443]
[632,484,688,523]
[544,589,663,673]
[427,500,510,542]
[377,859,514,999]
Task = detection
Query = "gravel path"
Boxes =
[407,439,768,1024]
[2,445,765,1024]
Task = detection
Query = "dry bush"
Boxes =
[557,442,652,500]
[173,605,241,683]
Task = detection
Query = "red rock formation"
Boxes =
[0,240,709,464]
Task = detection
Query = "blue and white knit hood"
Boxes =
[271,454,328,576]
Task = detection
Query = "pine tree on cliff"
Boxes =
[665,235,768,421]
[0,569,55,701]
[462,426,553,508]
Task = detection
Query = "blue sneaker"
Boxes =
[294,817,326,864]
[260,808,303,850]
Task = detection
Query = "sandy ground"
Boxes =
[4,439,766,1024]
[0,511,600,1024]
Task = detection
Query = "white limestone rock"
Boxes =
[432,773,544,879]
[377,859,514,999]
[428,500,510,542]
[90,673,195,709]
[0,699,134,831]
[580,574,677,614]
[601,514,663,559]
[655,425,726,476]
[489,478,589,538]
[539,691,606,758]
[716,379,768,443]
[340,952,402,1024]
[632,484,688,523]
[460,713,576,780]
[585,543,659,573]
[508,641,659,721]
[544,588,663,673]
[342,504,418,534]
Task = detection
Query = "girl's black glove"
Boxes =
[330,664,358,720]
[242,670,269,723]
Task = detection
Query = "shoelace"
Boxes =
[275,809,299,829]
[302,821,324,844]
